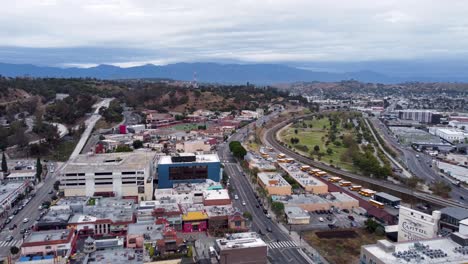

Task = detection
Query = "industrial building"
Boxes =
[214,232,268,264]
[285,206,310,225]
[59,152,156,201]
[156,153,221,188]
[282,192,359,212]
[439,207,468,232]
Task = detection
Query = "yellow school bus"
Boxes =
[369,199,384,209]
[277,153,286,159]
[349,185,362,191]
[359,189,376,197]
[328,176,342,183]
[339,181,352,187]
[300,165,311,172]
[315,171,327,177]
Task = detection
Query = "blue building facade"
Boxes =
[157,155,221,188]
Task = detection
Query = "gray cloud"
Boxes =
[1,0,468,66]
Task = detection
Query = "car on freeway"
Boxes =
[242,201,246,206]
[23,218,29,223]
[234,195,239,200]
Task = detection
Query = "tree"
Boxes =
[1,152,7,173]
[36,157,42,182]
[271,201,285,217]
[313,145,320,153]
[243,211,253,220]
[132,140,143,149]
[294,129,298,134]
[10,246,19,255]
[430,181,452,198]
[365,218,379,233]
[115,145,133,152]
[326,148,333,155]
[53,180,60,191]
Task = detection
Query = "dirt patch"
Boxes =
[304,228,383,264]
[315,230,358,239]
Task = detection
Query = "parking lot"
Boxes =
[290,207,368,232]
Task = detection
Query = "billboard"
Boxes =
[397,206,441,242]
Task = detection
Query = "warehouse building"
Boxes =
[374,192,401,207]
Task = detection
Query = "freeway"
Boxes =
[218,114,323,264]
[263,116,468,210]
[0,162,59,257]
[69,98,113,159]
[369,118,468,203]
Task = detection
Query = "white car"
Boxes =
[319,217,324,222]
[234,195,239,200]
[23,218,29,223]
[242,201,246,206]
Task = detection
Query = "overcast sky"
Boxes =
[1,0,468,67]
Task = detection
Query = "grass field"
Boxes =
[303,229,383,264]
[279,117,355,171]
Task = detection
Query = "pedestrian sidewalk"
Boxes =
[277,222,329,264]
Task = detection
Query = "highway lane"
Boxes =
[263,116,468,210]
[369,118,468,203]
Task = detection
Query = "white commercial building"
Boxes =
[429,127,468,143]
[397,206,441,242]
[0,181,29,214]
[361,219,468,264]
[59,151,157,201]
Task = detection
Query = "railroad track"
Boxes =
[263,116,468,210]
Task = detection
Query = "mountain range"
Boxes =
[0,62,466,84]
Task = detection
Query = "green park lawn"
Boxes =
[279,117,356,171]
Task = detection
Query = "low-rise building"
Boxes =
[429,127,468,143]
[257,172,292,196]
[214,232,268,264]
[278,163,328,194]
[0,181,29,215]
[282,192,359,212]
[285,206,310,225]
[439,207,468,233]
[20,229,77,262]
[397,206,441,242]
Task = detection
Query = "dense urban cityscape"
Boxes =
[1,1,468,264]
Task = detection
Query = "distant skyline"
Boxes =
[2,1,468,68]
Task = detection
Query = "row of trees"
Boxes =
[229,141,247,159]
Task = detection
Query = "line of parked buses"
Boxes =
[260,150,386,209]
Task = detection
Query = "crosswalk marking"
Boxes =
[0,240,22,248]
[268,240,298,249]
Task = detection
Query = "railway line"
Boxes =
[263,116,468,210]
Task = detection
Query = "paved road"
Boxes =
[0,163,59,256]
[217,114,323,264]
[263,116,468,210]
[70,98,113,159]
[369,118,468,203]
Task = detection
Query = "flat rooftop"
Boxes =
[0,182,26,203]
[69,198,135,223]
[62,151,156,173]
[127,222,164,241]
[375,192,401,203]
[216,232,267,251]
[203,189,230,201]
[205,205,237,217]
[285,192,358,205]
[158,153,219,165]
[278,163,327,187]
[285,206,310,219]
[362,238,468,264]
[87,248,143,264]
[24,229,72,244]
[257,172,291,187]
